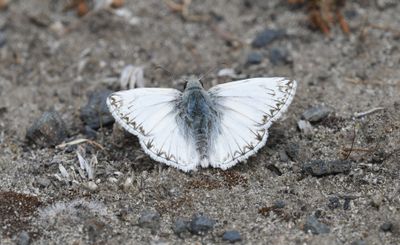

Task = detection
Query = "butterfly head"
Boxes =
[183,78,204,91]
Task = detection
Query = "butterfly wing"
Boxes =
[107,88,200,172]
[208,77,297,170]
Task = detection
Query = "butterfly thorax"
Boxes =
[178,81,219,165]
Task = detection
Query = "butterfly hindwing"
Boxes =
[208,77,297,169]
[107,88,200,171]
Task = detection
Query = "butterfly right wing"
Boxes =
[107,88,200,172]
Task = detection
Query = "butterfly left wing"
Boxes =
[107,88,200,172]
[207,77,297,170]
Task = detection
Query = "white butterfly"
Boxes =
[107,77,297,172]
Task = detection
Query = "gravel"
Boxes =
[301,105,332,123]
[251,29,286,48]
[303,216,330,235]
[189,213,216,235]
[222,230,242,243]
[302,160,351,177]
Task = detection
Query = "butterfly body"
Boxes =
[178,79,220,167]
[107,77,297,172]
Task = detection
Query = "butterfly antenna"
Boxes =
[154,64,177,81]
[198,62,227,81]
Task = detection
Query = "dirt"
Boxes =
[0,0,399,244]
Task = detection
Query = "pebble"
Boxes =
[251,29,285,48]
[222,230,242,243]
[0,30,6,48]
[173,218,189,236]
[285,142,299,161]
[36,177,51,188]
[26,110,68,147]
[380,222,393,232]
[343,197,351,210]
[80,90,115,129]
[327,196,340,210]
[350,240,366,245]
[138,210,161,230]
[279,150,289,162]
[302,160,351,177]
[189,213,216,235]
[269,48,290,65]
[297,120,313,135]
[301,105,332,123]
[246,52,263,65]
[370,194,383,208]
[303,215,330,235]
[273,200,286,209]
[16,230,30,245]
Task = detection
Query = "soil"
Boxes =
[0,0,399,244]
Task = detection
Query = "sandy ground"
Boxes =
[0,0,400,244]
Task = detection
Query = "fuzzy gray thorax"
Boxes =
[178,79,219,164]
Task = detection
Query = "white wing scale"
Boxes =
[107,88,200,172]
[208,77,297,170]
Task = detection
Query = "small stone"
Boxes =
[343,197,351,210]
[85,181,98,192]
[279,150,289,162]
[138,210,161,230]
[173,218,189,236]
[297,120,313,135]
[0,30,6,48]
[303,215,330,235]
[380,222,393,232]
[16,230,30,245]
[83,125,97,139]
[222,230,242,243]
[269,48,290,65]
[285,142,299,161]
[246,52,263,65]
[26,110,69,147]
[303,160,351,177]
[251,29,285,48]
[302,105,332,123]
[370,194,383,208]
[273,200,286,209]
[350,240,366,245]
[189,213,216,235]
[36,177,51,188]
[80,90,114,129]
[327,197,340,210]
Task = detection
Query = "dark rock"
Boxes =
[138,210,161,230]
[303,215,330,235]
[84,125,97,139]
[343,197,351,210]
[380,222,393,232]
[246,52,263,65]
[273,200,286,209]
[279,150,289,162]
[189,213,216,235]
[297,120,313,135]
[26,110,68,147]
[16,231,30,245]
[222,230,242,243]
[303,160,351,177]
[80,90,114,129]
[269,48,290,65]
[350,240,366,245]
[302,105,332,123]
[285,143,299,161]
[0,30,6,48]
[251,29,285,48]
[327,197,340,210]
[173,218,189,236]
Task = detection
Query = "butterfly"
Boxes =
[107,77,297,172]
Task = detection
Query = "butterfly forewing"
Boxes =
[107,88,200,171]
[208,78,297,169]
